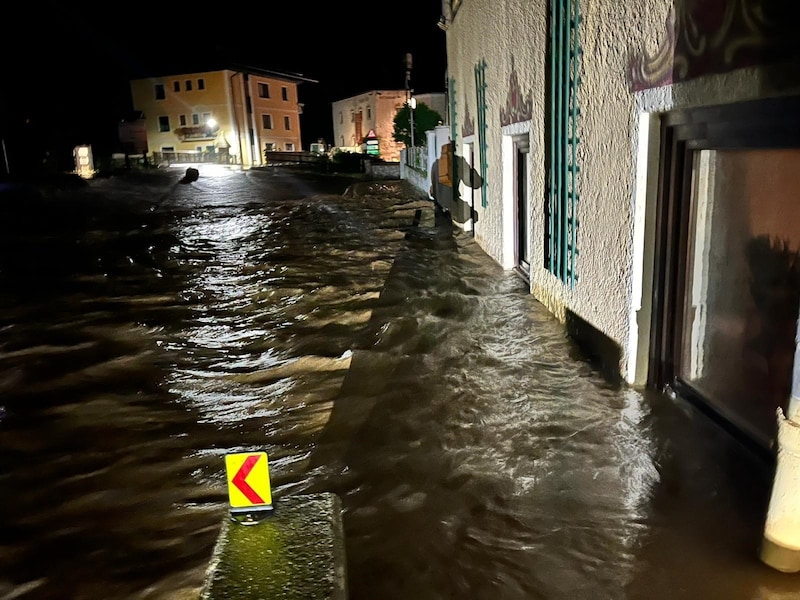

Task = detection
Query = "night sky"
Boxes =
[2,1,447,166]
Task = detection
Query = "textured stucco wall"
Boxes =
[444,0,800,381]
[447,0,546,269]
[446,0,652,377]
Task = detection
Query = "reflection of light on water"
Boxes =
[170,212,286,422]
[615,389,660,512]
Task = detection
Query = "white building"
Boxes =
[438,0,800,568]
[332,90,446,161]
[439,0,800,571]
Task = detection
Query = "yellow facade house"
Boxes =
[130,66,317,168]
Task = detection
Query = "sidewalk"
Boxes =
[318,178,800,599]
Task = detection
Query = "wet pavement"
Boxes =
[0,166,799,599]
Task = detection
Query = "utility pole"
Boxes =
[405,53,415,148]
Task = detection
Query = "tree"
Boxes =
[392,101,443,147]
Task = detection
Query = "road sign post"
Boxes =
[225,451,274,524]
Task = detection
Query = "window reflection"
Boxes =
[680,149,800,446]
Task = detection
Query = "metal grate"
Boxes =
[547,0,581,288]
[474,60,489,208]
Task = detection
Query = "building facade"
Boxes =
[332,90,446,161]
[130,67,316,168]
[438,0,800,455]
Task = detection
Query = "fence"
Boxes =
[152,151,235,165]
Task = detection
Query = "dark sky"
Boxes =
[2,2,447,161]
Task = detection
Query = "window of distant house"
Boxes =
[162,146,175,153]
[192,114,200,125]
[179,115,187,126]
[285,142,294,151]
[198,78,205,90]
[185,80,193,91]
[265,142,276,151]
[367,106,372,119]
[281,86,288,101]
[202,112,211,125]
[284,116,291,130]
[262,114,273,129]
[155,84,165,100]
[258,83,270,98]
[339,112,343,124]
[173,81,180,92]
[158,116,170,132]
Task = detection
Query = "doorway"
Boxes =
[514,136,531,280]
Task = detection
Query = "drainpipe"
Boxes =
[760,313,800,572]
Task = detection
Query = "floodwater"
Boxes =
[0,166,798,600]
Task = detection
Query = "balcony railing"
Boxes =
[153,151,236,165]
[174,125,219,141]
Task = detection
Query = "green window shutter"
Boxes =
[547,0,581,288]
[474,60,489,208]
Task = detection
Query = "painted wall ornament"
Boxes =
[462,100,475,138]
[500,57,533,126]
[628,7,676,91]
[627,0,798,92]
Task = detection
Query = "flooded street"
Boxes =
[0,167,797,599]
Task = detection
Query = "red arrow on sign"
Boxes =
[231,454,266,504]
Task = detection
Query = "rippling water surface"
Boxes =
[0,167,793,599]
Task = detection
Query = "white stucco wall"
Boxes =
[444,0,800,382]
[447,0,651,378]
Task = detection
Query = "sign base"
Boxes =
[229,505,274,526]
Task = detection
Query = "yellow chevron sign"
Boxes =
[225,452,273,509]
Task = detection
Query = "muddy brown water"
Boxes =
[0,167,797,599]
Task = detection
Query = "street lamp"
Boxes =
[408,96,416,148]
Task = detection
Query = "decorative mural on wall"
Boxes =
[628,0,798,92]
[500,57,533,126]
[462,100,475,138]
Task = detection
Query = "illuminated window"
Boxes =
[154,84,165,100]
[198,78,205,90]
[258,83,270,98]
[262,114,273,129]
[158,116,170,132]
[284,116,291,130]
[281,87,288,101]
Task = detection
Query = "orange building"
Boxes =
[130,66,317,168]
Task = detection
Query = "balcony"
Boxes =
[174,124,219,141]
